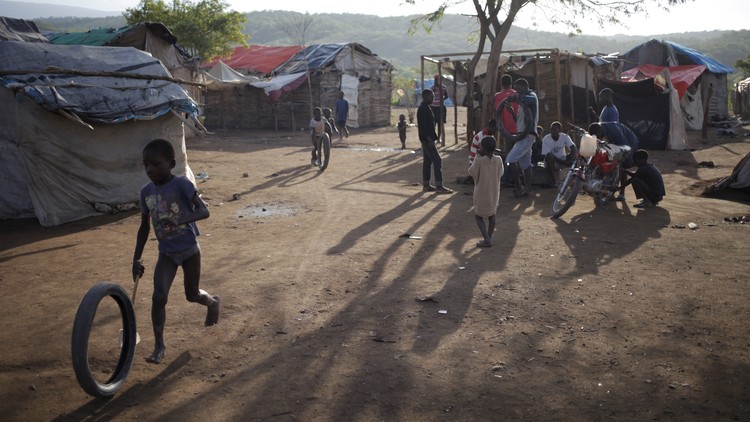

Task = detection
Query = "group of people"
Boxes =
[415,73,665,247]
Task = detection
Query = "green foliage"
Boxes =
[123,0,247,61]
[735,51,750,79]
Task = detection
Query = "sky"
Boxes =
[20,0,750,36]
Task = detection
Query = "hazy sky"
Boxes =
[22,0,750,36]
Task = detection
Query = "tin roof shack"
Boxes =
[0,41,202,226]
[203,43,393,131]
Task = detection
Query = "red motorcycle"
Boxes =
[551,129,631,218]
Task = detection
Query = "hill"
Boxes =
[19,7,750,80]
[0,0,119,19]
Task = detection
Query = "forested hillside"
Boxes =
[33,10,750,80]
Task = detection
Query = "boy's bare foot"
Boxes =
[205,295,220,326]
[476,240,492,248]
[145,347,165,364]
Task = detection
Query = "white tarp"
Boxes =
[205,60,259,85]
[341,73,359,128]
[250,72,306,95]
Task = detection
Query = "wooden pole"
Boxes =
[567,53,574,125]
[554,50,562,123]
[453,68,458,144]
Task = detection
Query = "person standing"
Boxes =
[464,81,483,140]
[505,78,539,197]
[417,89,452,194]
[493,74,517,153]
[468,136,504,248]
[334,91,349,140]
[397,113,407,150]
[430,74,448,144]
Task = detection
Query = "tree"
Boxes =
[407,0,691,129]
[275,13,315,115]
[737,53,750,79]
[124,0,247,61]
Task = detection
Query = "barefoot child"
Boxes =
[132,139,220,364]
[397,113,407,150]
[323,107,339,137]
[310,107,332,166]
[468,136,504,247]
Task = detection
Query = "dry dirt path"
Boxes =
[1,118,749,421]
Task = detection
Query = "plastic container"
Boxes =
[579,133,597,157]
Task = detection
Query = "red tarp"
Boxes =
[206,45,301,74]
[621,64,706,100]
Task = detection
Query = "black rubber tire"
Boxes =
[551,173,582,219]
[496,96,532,144]
[318,133,330,171]
[71,282,136,398]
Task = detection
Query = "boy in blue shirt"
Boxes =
[132,139,220,364]
[335,91,349,140]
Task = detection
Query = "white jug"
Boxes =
[579,133,597,158]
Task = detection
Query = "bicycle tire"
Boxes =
[318,133,330,171]
[71,282,136,398]
[496,96,532,144]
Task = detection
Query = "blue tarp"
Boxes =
[622,39,733,74]
[0,41,198,124]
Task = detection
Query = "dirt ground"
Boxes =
[1,108,750,422]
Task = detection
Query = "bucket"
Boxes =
[579,134,597,157]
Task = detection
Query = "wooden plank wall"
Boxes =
[203,70,392,131]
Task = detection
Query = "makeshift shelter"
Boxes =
[0,41,201,226]
[0,16,48,42]
[600,67,689,150]
[203,43,393,130]
[621,64,706,130]
[734,77,750,119]
[702,152,750,196]
[620,39,733,123]
[47,23,201,102]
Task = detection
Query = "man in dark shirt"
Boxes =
[417,89,452,194]
[622,149,665,208]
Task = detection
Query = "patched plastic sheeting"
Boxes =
[0,41,198,124]
[8,93,193,226]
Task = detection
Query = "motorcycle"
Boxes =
[551,127,631,218]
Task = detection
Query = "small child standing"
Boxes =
[132,139,220,364]
[323,107,339,137]
[309,107,332,166]
[468,136,505,248]
[397,113,407,150]
[335,91,349,140]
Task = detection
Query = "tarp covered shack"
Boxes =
[0,41,200,226]
[621,39,733,123]
[203,43,393,130]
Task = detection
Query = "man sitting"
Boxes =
[541,121,577,187]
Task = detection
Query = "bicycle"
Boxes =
[314,132,331,171]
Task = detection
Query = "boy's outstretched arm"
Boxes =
[132,213,149,281]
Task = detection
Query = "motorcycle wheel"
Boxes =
[551,172,582,219]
